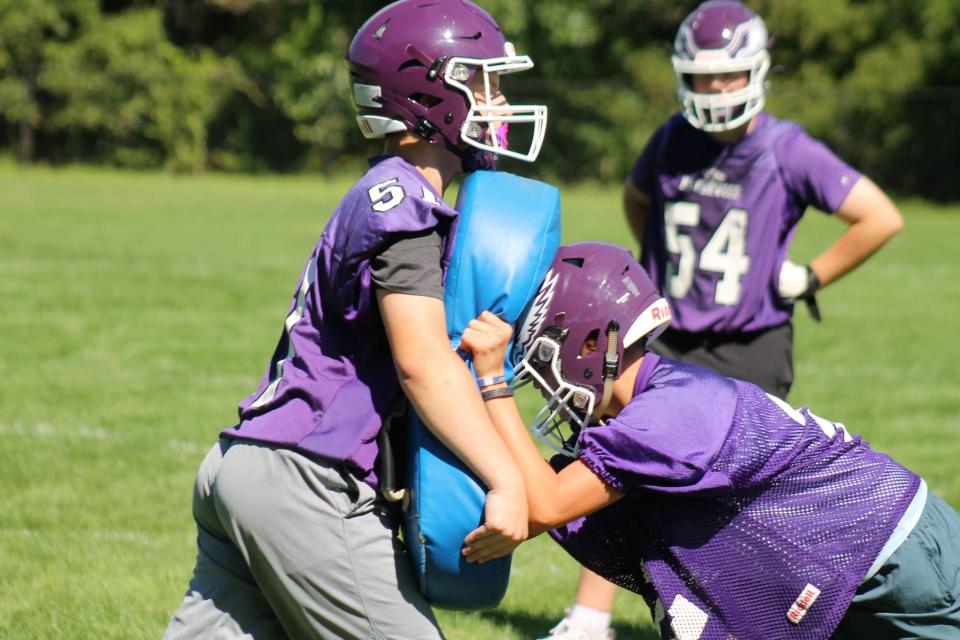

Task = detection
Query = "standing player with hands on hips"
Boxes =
[164,1,548,639]
[628,0,903,400]
[547,2,904,637]
[460,242,960,640]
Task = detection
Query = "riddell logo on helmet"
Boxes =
[650,303,671,323]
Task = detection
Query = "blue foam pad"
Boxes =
[403,171,561,610]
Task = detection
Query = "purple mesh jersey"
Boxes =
[631,113,862,333]
[551,354,919,639]
[222,156,459,488]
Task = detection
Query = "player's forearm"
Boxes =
[398,348,524,493]
[810,214,902,287]
[482,396,575,534]
[379,290,524,492]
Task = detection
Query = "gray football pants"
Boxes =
[164,439,444,640]
[833,492,960,639]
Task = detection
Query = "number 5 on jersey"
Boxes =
[664,202,750,306]
[368,178,440,213]
[368,178,406,213]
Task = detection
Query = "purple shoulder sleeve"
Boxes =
[578,360,739,495]
[775,124,862,214]
[365,175,456,237]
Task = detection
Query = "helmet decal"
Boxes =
[513,268,559,365]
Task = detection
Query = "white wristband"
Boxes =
[477,374,507,389]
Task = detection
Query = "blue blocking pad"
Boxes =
[403,171,561,610]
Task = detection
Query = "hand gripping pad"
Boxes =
[403,171,561,609]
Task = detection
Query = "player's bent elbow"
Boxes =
[856,179,905,241]
[392,352,429,386]
[869,206,904,249]
[885,209,905,238]
[393,342,457,387]
[526,499,571,534]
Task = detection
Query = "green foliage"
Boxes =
[482,0,687,183]
[38,9,242,171]
[1,0,959,196]
[759,0,960,198]
[0,0,98,160]
[262,3,356,170]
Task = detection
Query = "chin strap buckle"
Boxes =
[595,321,620,419]
[413,118,439,140]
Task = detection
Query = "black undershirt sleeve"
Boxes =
[370,229,444,299]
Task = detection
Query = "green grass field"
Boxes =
[1,164,957,639]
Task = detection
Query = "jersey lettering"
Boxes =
[368,178,405,213]
[664,202,751,306]
[664,202,699,299]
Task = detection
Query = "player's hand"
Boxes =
[460,311,513,378]
[778,260,820,301]
[462,485,528,563]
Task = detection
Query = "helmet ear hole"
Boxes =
[579,329,600,357]
[409,93,442,108]
[397,59,424,72]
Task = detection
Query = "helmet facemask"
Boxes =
[673,50,770,132]
[513,328,596,457]
[444,44,548,165]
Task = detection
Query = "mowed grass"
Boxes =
[1,164,957,639]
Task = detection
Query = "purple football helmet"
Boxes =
[672,0,770,132]
[512,242,672,456]
[348,0,547,168]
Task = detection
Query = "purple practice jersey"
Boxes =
[631,113,861,333]
[551,354,919,639]
[222,156,459,488]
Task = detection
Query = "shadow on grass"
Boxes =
[478,609,660,640]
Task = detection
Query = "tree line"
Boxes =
[2,0,959,199]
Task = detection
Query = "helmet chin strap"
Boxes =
[592,321,620,421]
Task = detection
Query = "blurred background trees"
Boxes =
[1,0,959,199]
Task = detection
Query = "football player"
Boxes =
[460,242,960,640]
[163,2,547,638]
[551,1,905,636]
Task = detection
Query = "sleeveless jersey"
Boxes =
[631,113,861,333]
[551,354,919,639]
[222,156,459,489]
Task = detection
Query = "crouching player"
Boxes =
[459,242,960,640]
